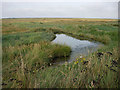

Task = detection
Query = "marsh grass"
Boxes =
[30,47,118,88]
[2,31,56,47]
[2,41,71,87]
[2,18,119,88]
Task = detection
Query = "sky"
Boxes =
[1,0,119,19]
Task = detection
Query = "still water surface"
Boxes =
[52,34,102,64]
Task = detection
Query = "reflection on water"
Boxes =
[52,34,102,65]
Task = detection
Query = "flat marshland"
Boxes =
[2,18,119,88]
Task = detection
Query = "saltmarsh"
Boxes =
[2,18,119,88]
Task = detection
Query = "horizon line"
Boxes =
[1,17,119,19]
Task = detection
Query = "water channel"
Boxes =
[52,34,102,65]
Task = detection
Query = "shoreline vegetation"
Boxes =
[2,18,119,88]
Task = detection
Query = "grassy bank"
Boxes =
[2,31,56,47]
[2,18,119,88]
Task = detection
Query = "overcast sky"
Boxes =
[2,0,119,18]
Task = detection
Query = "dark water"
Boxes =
[52,34,102,65]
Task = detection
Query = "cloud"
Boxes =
[3,0,119,2]
[2,2,118,18]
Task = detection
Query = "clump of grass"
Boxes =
[52,44,71,58]
[3,41,71,67]
[32,27,47,32]
[48,27,64,34]
[95,35,111,44]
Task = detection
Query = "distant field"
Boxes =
[2,18,119,88]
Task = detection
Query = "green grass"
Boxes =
[3,41,71,67]
[2,31,56,47]
[2,41,71,88]
[2,18,119,88]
